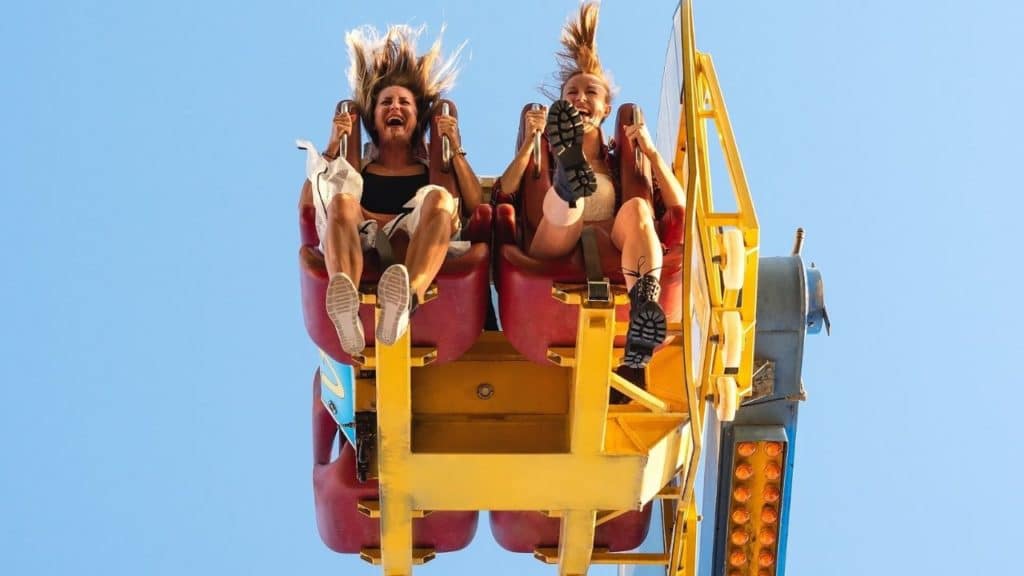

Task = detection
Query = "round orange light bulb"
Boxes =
[737,442,757,457]
[735,463,754,480]
[763,484,781,503]
[731,508,751,524]
[729,550,747,567]
[759,551,775,567]
[765,442,783,457]
[764,462,782,480]
[761,506,778,523]
[759,527,776,546]
[733,484,751,502]
[730,529,749,546]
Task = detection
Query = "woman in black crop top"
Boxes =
[358,170,430,216]
[311,25,482,356]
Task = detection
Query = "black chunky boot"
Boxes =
[546,100,597,208]
[623,273,667,369]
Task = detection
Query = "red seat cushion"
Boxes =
[312,371,479,553]
[496,233,683,366]
[300,204,492,365]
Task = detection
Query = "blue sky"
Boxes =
[2,1,1021,574]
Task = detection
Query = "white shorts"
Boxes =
[296,140,467,256]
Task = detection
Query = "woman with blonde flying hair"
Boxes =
[298,25,482,355]
[498,1,685,369]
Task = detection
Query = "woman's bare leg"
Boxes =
[611,197,662,289]
[405,187,456,301]
[611,197,665,369]
[324,193,365,354]
[324,194,364,284]
[528,186,586,260]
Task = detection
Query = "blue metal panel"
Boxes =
[697,256,824,576]
[318,351,356,446]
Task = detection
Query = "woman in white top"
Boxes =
[497,1,685,369]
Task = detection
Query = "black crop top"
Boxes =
[360,169,430,215]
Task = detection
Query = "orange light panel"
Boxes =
[723,435,788,575]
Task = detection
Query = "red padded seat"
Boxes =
[312,371,479,553]
[494,103,684,365]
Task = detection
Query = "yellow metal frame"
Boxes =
[670,0,761,573]
[339,3,759,575]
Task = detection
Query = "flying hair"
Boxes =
[346,24,464,144]
[544,1,617,101]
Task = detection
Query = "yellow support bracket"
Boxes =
[552,283,629,307]
[609,372,670,413]
[357,499,432,519]
[534,548,669,566]
[352,347,437,369]
[359,548,436,567]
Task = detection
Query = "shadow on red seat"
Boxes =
[299,99,491,365]
[494,103,684,366]
[312,370,479,553]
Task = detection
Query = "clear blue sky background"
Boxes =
[2,1,1021,575]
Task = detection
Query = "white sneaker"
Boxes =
[325,273,365,355]
[376,264,412,346]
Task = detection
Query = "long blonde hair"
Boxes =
[547,2,616,103]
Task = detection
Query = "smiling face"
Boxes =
[373,85,419,145]
[562,73,611,131]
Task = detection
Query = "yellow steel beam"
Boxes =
[558,303,616,576]
[407,453,642,510]
[375,325,414,576]
[678,0,706,520]
[405,422,691,512]
[559,509,598,576]
[699,53,759,237]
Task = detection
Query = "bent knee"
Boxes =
[420,185,456,215]
[327,193,361,223]
[618,197,654,223]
